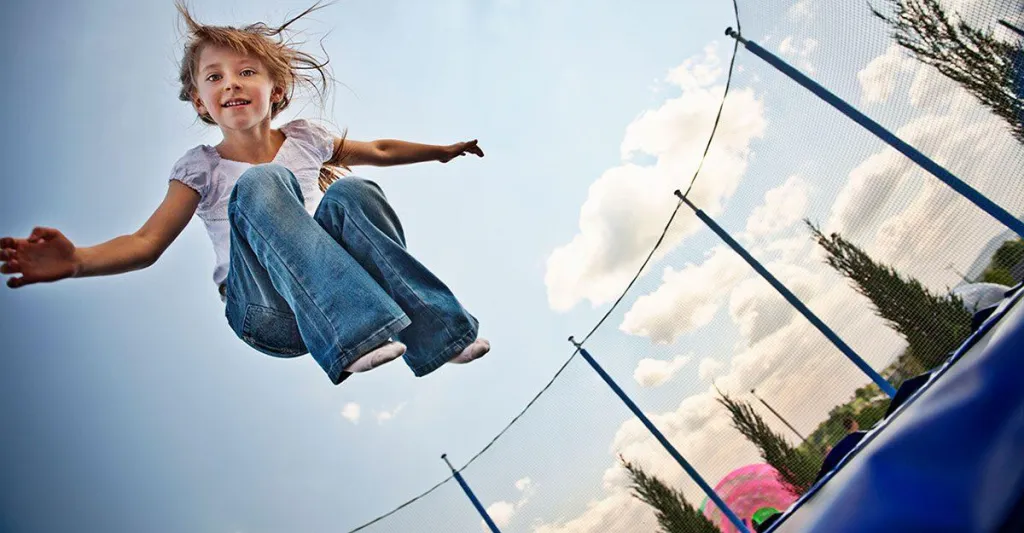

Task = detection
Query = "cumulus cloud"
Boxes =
[533,23,1022,532]
[633,354,693,387]
[374,402,407,424]
[745,176,810,238]
[540,174,913,528]
[620,246,750,344]
[729,263,822,345]
[485,501,516,530]
[828,92,1024,289]
[788,0,814,21]
[341,402,361,424]
[545,44,766,312]
[857,44,916,104]
[698,358,724,382]
[535,274,906,531]
[779,36,819,74]
[481,476,536,531]
[763,235,813,264]
[824,148,911,239]
[532,393,762,533]
[532,489,659,533]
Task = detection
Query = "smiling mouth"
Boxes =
[222,99,251,108]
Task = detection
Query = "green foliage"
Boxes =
[801,395,888,456]
[621,458,721,533]
[981,267,1016,286]
[806,222,973,371]
[872,0,1024,144]
[992,239,1024,271]
[981,239,1024,285]
[716,392,821,495]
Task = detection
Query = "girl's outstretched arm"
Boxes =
[1,181,199,288]
[333,138,484,167]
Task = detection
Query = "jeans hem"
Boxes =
[326,313,413,384]
[408,327,479,378]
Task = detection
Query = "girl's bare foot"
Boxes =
[344,341,407,373]
[448,339,491,364]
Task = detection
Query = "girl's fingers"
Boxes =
[0,260,20,274]
[29,227,59,242]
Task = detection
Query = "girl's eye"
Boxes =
[206,74,221,82]
[241,69,256,76]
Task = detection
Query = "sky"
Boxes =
[1,0,1022,532]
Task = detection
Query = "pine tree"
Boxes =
[716,392,821,496]
[871,0,1023,144]
[806,222,973,370]
[620,457,721,533]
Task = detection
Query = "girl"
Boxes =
[0,2,490,385]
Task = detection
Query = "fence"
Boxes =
[344,1,1024,531]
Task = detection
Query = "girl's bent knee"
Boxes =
[323,178,381,209]
[235,164,292,192]
[230,164,303,211]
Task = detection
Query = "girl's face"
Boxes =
[192,45,283,132]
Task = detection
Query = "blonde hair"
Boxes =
[175,0,348,192]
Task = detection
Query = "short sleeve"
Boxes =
[168,146,213,200]
[282,119,336,163]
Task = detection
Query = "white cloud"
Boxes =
[764,234,813,264]
[374,402,407,424]
[728,263,822,345]
[484,501,516,530]
[828,88,1024,289]
[535,251,910,531]
[857,44,916,104]
[778,36,819,74]
[825,150,898,238]
[664,45,723,93]
[907,59,958,111]
[698,358,724,382]
[545,43,766,312]
[788,0,814,21]
[534,21,1024,531]
[620,246,750,344]
[745,176,810,238]
[633,354,693,387]
[551,190,912,522]
[532,489,659,533]
[341,402,361,424]
[481,475,536,531]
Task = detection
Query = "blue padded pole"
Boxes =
[442,454,502,533]
[674,191,897,398]
[725,27,1024,239]
[998,19,1024,38]
[568,337,751,533]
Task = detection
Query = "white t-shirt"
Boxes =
[168,119,337,292]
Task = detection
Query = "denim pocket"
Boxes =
[240,303,307,357]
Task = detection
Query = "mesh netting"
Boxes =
[345,1,1023,531]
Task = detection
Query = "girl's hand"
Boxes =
[440,140,485,163]
[1,227,80,288]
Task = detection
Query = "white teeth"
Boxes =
[224,100,249,107]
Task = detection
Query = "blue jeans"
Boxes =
[222,164,479,384]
